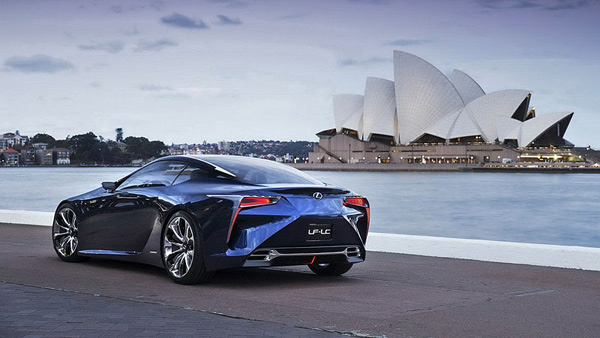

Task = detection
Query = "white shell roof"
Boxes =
[333,94,364,135]
[363,77,396,140]
[495,116,522,142]
[451,70,485,104]
[448,109,482,139]
[424,109,461,139]
[394,51,465,144]
[463,89,530,142]
[520,111,573,147]
[328,51,574,148]
[425,107,483,140]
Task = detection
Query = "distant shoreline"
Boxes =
[3,163,600,173]
[0,165,139,168]
[289,163,600,173]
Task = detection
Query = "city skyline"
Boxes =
[1,0,599,146]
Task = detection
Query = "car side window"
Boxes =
[118,161,185,190]
[172,165,213,185]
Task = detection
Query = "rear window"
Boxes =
[202,156,323,185]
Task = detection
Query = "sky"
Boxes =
[1,0,599,146]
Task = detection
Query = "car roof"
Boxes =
[155,154,277,167]
[153,155,309,180]
[153,155,238,178]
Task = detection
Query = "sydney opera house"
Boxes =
[309,51,577,164]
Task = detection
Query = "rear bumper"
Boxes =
[206,213,368,271]
[242,245,365,267]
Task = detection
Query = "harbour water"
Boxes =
[1,167,599,248]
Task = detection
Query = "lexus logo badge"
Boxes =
[313,192,323,200]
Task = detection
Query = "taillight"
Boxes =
[344,197,367,207]
[240,196,279,208]
[344,196,370,230]
[228,196,280,243]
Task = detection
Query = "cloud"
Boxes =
[138,84,172,91]
[4,54,74,73]
[339,57,391,67]
[476,0,541,9]
[109,5,123,13]
[134,38,178,52]
[215,15,242,25]
[208,0,249,8]
[148,1,165,11]
[544,0,590,10]
[384,38,433,46]
[475,0,592,10]
[78,40,124,53]
[109,2,164,14]
[161,12,209,29]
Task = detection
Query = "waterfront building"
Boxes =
[32,142,48,150]
[51,148,71,165]
[1,130,29,150]
[20,147,36,165]
[218,141,230,152]
[310,51,577,164]
[1,149,20,165]
[35,149,54,165]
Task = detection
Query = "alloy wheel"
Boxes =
[53,207,79,257]
[163,216,195,278]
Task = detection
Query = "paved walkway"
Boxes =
[1,223,600,337]
[0,282,338,337]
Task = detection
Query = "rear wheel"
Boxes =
[162,211,213,284]
[308,262,353,276]
[52,205,87,262]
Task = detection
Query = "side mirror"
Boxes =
[102,181,117,191]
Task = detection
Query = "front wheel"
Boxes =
[308,262,353,276]
[52,205,87,262]
[162,211,213,284]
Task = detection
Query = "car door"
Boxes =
[78,161,185,253]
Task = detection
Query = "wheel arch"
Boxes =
[161,204,203,234]
[158,205,204,265]
[54,199,73,213]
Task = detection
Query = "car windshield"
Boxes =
[118,162,185,189]
[200,156,324,185]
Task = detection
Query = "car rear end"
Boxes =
[192,156,370,273]
[226,186,370,268]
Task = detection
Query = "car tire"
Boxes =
[308,262,353,276]
[162,211,214,284]
[52,204,88,263]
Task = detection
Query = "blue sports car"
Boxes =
[52,155,370,284]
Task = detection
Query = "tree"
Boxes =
[68,132,102,164]
[30,133,56,147]
[124,136,166,160]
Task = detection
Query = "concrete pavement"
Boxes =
[1,223,599,337]
[0,282,338,337]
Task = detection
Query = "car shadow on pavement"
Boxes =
[209,266,361,288]
[82,257,360,288]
